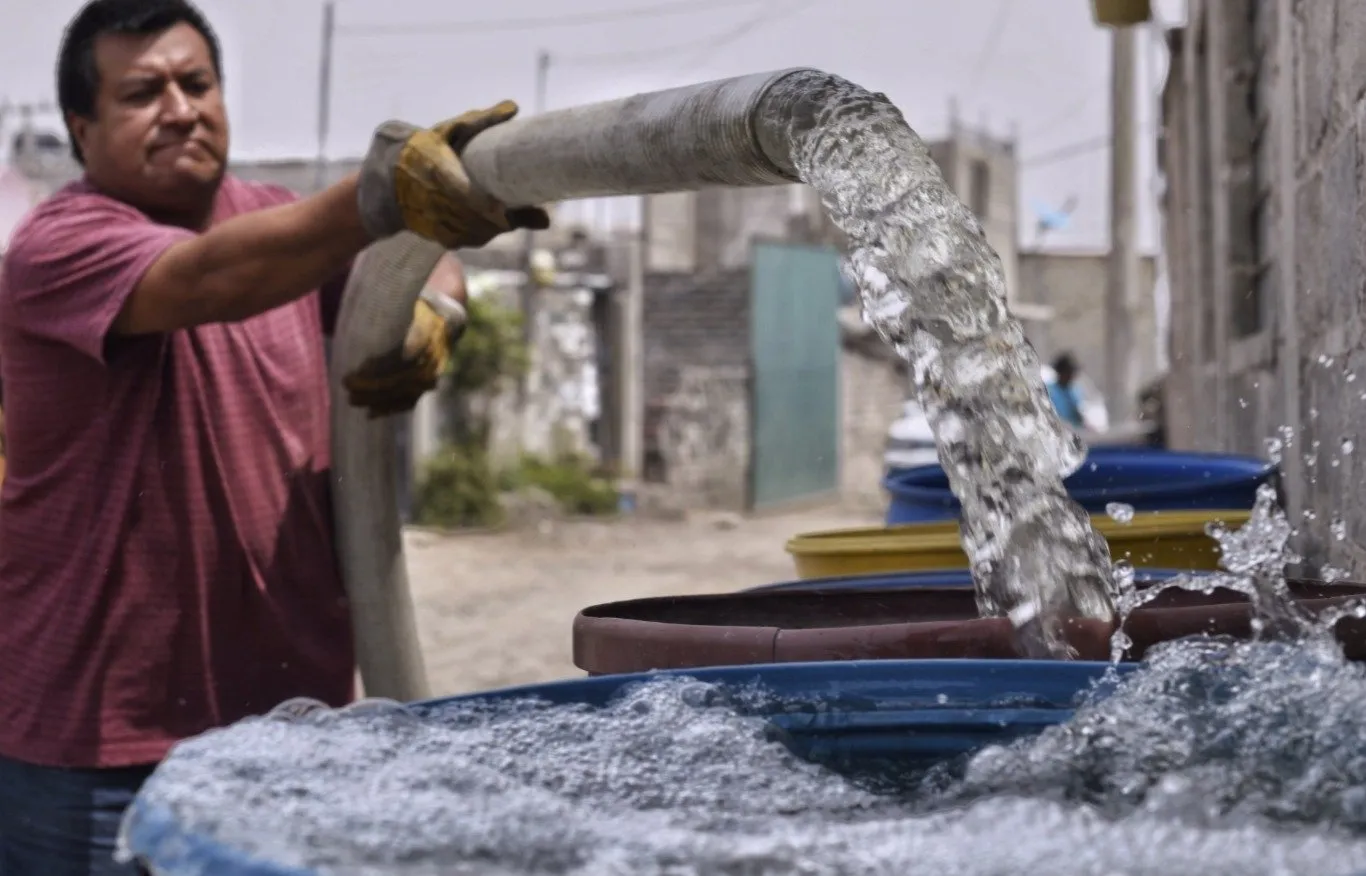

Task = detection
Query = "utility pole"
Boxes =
[517,50,551,400]
[1106,25,1140,426]
[617,201,646,511]
[314,0,336,194]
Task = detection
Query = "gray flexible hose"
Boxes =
[329,232,445,702]
[460,69,811,206]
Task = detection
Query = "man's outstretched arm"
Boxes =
[115,174,370,335]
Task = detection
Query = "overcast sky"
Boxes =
[0,0,1186,250]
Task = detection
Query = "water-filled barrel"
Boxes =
[573,579,1366,675]
[744,567,1187,593]
[883,449,1275,526]
[785,509,1251,579]
[118,659,1126,875]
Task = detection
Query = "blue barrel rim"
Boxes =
[745,567,1193,593]
[882,450,1275,509]
[415,658,1132,711]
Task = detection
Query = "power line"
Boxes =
[1022,134,1111,167]
[1022,90,1096,138]
[336,0,764,36]
[553,0,819,69]
[670,0,818,76]
[964,0,1012,95]
[1020,123,1157,168]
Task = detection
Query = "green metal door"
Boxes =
[749,241,842,510]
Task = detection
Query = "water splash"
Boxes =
[761,73,1114,657]
[1106,502,1135,525]
[1105,484,1312,656]
[125,662,1366,876]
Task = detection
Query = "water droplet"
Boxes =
[1239,397,1248,409]
[1349,372,1357,383]
[1343,439,1356,456]
[1106,502,1135,525]
[1264,437,1284,464]
[1332,518,1348,541]
[1323,564,1350,582]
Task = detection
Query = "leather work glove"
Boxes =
[357,101,551,249]
[341,288,468,418]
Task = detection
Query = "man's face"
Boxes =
[68,22,229,222]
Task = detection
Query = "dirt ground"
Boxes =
[402,504,882,697]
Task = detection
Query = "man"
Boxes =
[0,1,547,873]
[1046,352,1086,429]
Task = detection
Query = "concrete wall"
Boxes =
[1018,249,1161,405]
[641,270,752,509]
[839,344,906,511]
[1161,0,1366,572]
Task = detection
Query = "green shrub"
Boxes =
[413,444,503,529]
[444,297,528,396]
[503,453,619,517]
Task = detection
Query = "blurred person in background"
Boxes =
[1045,352,1109,434]
[1046,353,1086,428]
[0,0,546,872]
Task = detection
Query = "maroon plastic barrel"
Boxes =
[572,580,1366,675]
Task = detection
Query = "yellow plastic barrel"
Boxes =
[785,510,1251,579]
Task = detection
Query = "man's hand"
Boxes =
[341,255,468,418]
[342,290,465,418]
[357,101,550,250]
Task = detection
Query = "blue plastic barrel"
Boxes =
[744,567,1189,593]
[120,659,1133,875]
[883,448,1275,525]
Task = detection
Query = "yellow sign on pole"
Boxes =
[1091,0,1152,26]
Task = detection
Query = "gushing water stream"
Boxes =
[759,74,1116,656]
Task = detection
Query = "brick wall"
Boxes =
[643,270,751,405]
[642,270,752,508]
[1162,0,1366,573]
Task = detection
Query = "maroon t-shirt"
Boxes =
[0,175,356,768]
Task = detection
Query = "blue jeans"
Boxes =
[0,754,153,875]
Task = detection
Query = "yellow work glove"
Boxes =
[357,101,550,249]
[341,289,467,418]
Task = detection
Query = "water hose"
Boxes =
[330,70,818,701]
[329,232,445,702]
[458,68,811,204]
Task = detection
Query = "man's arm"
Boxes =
[113,174,371,336]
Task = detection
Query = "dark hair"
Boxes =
[57,0,223,164]
[1052,353,1078,376]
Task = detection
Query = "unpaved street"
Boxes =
[403,505,881,697]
